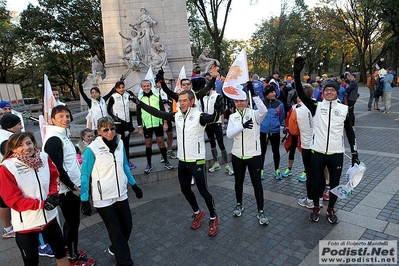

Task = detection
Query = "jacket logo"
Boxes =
[189,115,195,121]
[245,115,251,121]
[333,109,341,116]
[320,108,328,115]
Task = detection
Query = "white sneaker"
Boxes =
[191,177,195,185]
[225,165,234,176]
[208,162,221,173]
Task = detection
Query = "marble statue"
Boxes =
[88,55,105,85]
[146,34,168,70]
[198,47,220,75]
[130,8,158,57]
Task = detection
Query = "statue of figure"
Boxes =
[119,30,145,73]
[197,47,220,75]
[88,55,105,85]
[130,8,158,58]
[146,35,168,70]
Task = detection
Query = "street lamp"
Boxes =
[346,64,350,72]
[318,62,323,76]
[380,58,384,68]
[38,84,43,101]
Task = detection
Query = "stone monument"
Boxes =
[98,0,193,95]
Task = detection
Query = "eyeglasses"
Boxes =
[102,127,116,132]
[181,83,191,86]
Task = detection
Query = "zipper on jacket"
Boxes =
[241,110,245,156]
[325,102,332,153]
[34,170,47,224]
[97,180,103,200]
[112,153,121,197]
[182,108,190,161]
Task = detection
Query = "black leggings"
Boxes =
[205,123,226,150]
[178,160,216,218]
[96,199,133,266]
[260,132,280,170]
[310,152,343,208]
[59,191,81,256]
[116,124,131,159]
[301,149,313,199]
[232,155,264,211]
[15,219,66,265]
[288,135,298,160]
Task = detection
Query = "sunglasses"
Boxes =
[102,127,116,132]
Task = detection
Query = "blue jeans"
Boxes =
[383,91,392,112]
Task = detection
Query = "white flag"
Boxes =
[222,49,249,100]
[174,65,186,93]
[43,74,56,124]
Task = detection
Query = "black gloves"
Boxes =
[214,96,224,113]
[246,81,257,97]
[131,184,143,199]
[120,74,125,82]
[155,68,165,84]
[242,118,253,129]
[44,194,61,211]
[283,128,288,135]
[81,201,92,216]
[76,71,84,84]
[351,152,360,166]
[293,57,305,75]
[128,91,140,105]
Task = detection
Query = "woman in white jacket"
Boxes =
[0,132,69,266]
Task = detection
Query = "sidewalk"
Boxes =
[1,86,398,265]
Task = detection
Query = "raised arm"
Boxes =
[293,57,317,116]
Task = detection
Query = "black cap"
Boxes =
[264,84,276,96]
[323,80,340,91]
[1,114,21,129]
[272,70,279,75]
[387,67,394,71]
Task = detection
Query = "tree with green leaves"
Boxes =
[0,0,27,83]
[19,0,104,99]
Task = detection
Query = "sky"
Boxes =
[9,0,317,40]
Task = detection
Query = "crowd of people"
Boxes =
[3,55,398,265]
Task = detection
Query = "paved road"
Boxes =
[1,86,398,265]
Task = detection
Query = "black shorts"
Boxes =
[165,120,173,132]
[144,125,164,139]
[0,196,8,208]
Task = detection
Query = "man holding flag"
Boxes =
[223,49,269,226]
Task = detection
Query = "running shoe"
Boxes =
[275,169,282,180]
[232,205,244,217]
[2,228,15,239]
[323,188,330,201]
[144,164,153,174]
[309,207,320,222]
[38,244,54,258]
[298,197,323,209]
[282,168,292,177]
[208,216,219,237]
[257,211,270,225]
[208,162,221,172]
[160,156,165,163]
[326,208,338,224]
[298,172,307,182]
[164,161,173,170]
[191,209,205,230]
[167,150,177,159]
[128,161,136,169]
[261,169,265,180]
[191,177,195,186]
[108,246,114,256]
[225,165,234,176]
